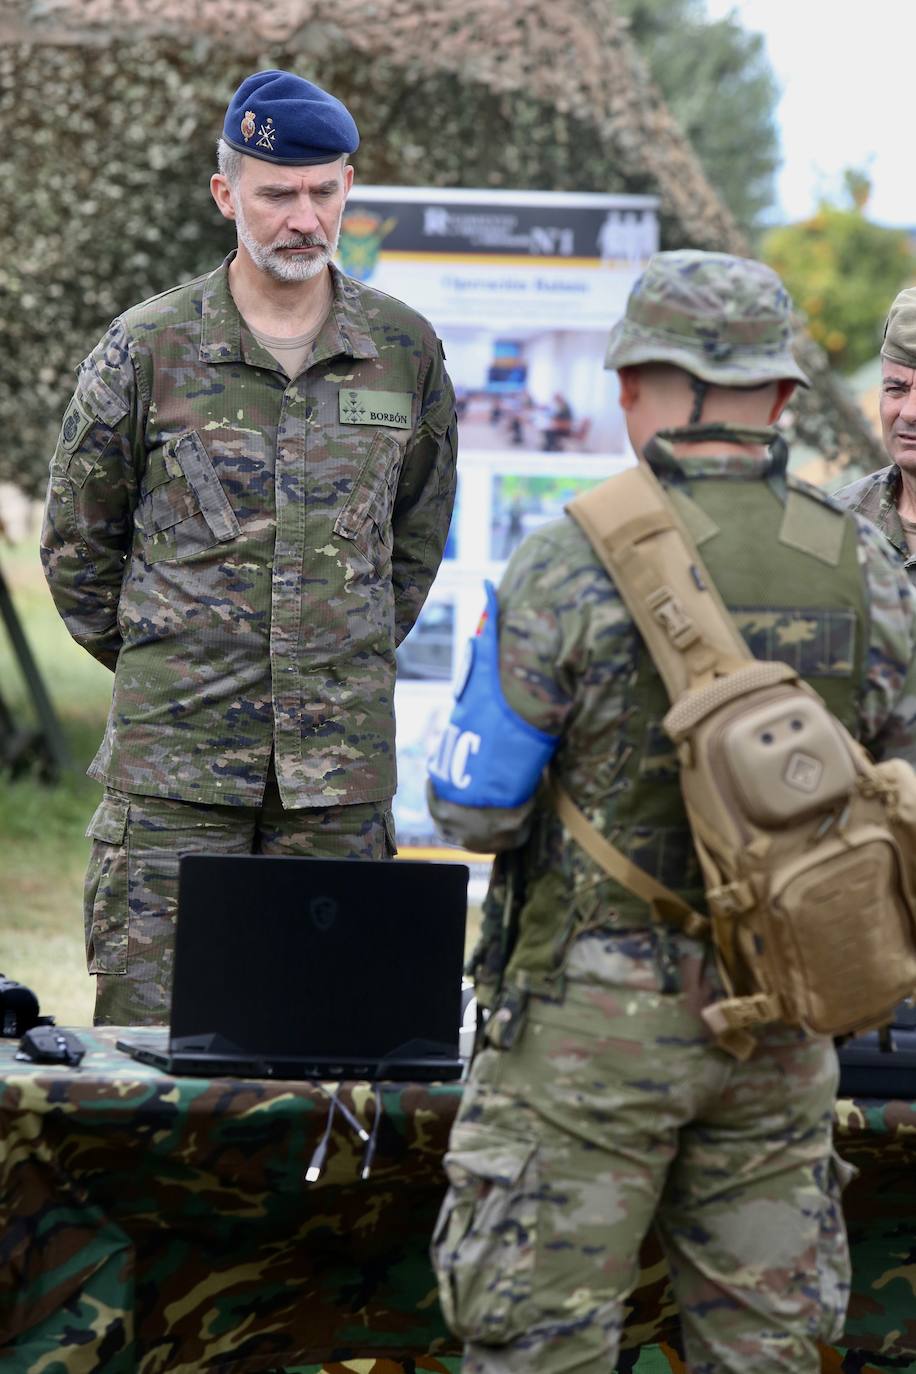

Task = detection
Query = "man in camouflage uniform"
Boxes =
[41,70,457,1025]
[834,287,916,581]
[427,252,916,1373]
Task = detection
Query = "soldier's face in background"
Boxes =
[227,157,354,283]
[879,359,916,474]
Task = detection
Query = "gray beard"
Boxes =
[235,202,336,282]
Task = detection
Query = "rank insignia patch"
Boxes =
[241,110,256,143]
[338,390,412,429]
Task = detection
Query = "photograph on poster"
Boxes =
[445,327,626,457]
[491,473,607,562]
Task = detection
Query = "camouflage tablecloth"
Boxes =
[0,1028,913,1374]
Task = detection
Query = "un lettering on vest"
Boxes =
[429,724,481,790]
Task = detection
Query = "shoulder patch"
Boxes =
[59,393,94,453]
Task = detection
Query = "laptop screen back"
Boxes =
[171,855,468,1064]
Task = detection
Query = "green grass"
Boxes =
[0,533,110,1025]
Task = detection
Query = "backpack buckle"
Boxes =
[707,880,755,915]
[647,586,699,650]
[703,993,778,1035]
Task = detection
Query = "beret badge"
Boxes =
[256,116,276,152]
[241,110,256,143]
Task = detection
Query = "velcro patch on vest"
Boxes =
[779,488,846,567]
[339,390,412,429]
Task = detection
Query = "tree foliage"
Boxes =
[616,0,780,237]
[0,4,817,498]
[763,176,914,374]
[1,37,640,498]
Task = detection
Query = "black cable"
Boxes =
[361,1086,383,1180]
[305,1087,375,1183]
[316,1083,368,1143]
[304,1092,339,1183]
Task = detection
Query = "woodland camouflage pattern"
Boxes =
[0,1029,913,1373]
[834,463,916,584]
[41,256,457,809]
[603,250,810,386]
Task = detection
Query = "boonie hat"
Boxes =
[222,70,359,166]
[881,288,916,369]
[604,250,809,387]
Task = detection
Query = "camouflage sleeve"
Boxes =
[497,525,590,732]
[426,780,540,853]
[40,319,144,670]
[429,521,624,852]
[855,515,916,765]
[390,340,458,646]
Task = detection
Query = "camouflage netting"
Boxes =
[0,0,884,497]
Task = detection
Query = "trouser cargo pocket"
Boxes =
[431,1122,538,1343]
[83,793,130,974]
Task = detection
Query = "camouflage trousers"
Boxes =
[83,765,396,1026]
[432,929,851,1374]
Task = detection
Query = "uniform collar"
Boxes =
[319,263,379,363]
[884,463,903,496]
[643,423,787,482]
[199,255,379,366]
[874,465,908,557]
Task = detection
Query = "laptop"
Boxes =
[117,854,468,1081]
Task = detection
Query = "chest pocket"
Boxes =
[333,430,402,571]
[136,432,241,564]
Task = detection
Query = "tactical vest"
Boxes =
[503,444,866,988]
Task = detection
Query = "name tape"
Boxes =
[339,390,412,429]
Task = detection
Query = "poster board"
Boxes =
[337,186,659,845]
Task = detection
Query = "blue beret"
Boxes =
[222,70,359,166]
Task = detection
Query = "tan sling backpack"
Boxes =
[551,461,916,1055]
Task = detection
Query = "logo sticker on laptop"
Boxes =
[310,895,338,931]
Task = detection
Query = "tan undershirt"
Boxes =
[899,513,916,556]
[248,314,327,380]
[240,269,334,379]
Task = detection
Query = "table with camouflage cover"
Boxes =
[0,1028,913,1373]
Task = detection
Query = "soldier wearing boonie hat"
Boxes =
[428,248,916,1373]
[834,285,916,580]
[41,68,457,1027]
[604,248,809,420]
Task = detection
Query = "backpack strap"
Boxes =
[550,775,760,1060]
[549,463,761,1056]
[566,463,750,700]
[547,774,709,940]
[555,463,796,1056]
